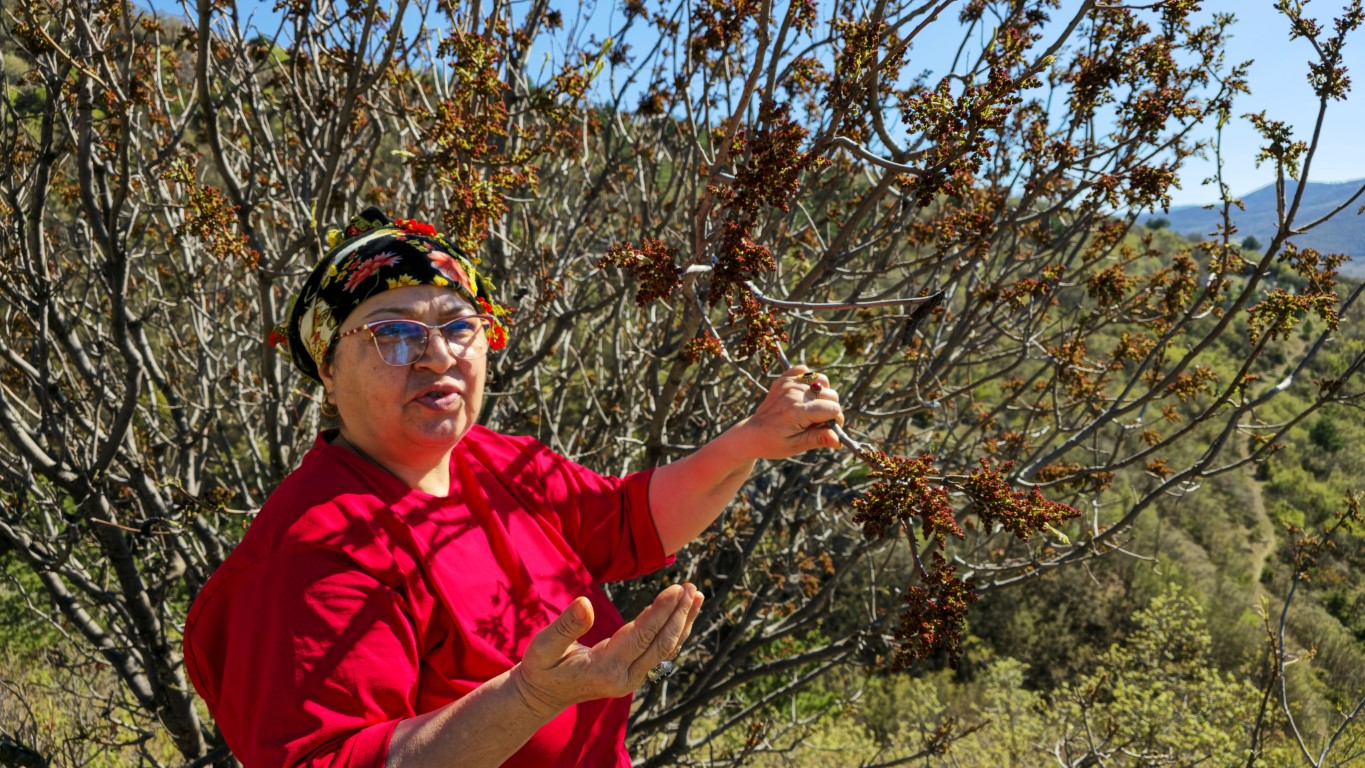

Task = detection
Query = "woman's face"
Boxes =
[319,284,486,463]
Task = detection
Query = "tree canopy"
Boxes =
[1,0,1363,764]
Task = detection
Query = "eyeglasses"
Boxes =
[335,314,495,366]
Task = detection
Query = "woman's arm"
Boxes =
[648,367,844,554]
[386,584,701,768]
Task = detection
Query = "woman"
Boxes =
[183,208,844,768]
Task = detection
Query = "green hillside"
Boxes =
[1144,180,1365,276]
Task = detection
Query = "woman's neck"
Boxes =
[331,431,453,496]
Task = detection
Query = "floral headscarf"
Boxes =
[273,207,508,384]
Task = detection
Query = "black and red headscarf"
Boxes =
[274,207,507,384]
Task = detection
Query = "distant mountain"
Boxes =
[1140,179,1365,277]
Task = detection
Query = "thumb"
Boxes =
[525,596,595,668]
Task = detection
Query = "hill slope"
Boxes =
[1143,179,1365,276]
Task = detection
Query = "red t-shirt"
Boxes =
[184,425,674,767]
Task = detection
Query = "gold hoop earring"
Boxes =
[320,400,340,419]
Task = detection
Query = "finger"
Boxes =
[796,377,831,395]
[665,590,704,660]
[784,366,828,386]
[656,584,700,655]
[786,367,835,401]
[803,395,844,427]
[613,584,687,659]
[798,400,845,447]
[524,596,594,670]
[630,585,700,680]
[803,384,839,402]
[784,366,832,393]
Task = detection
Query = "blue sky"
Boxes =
[1162,4,1365,207]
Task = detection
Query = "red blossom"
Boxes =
[962,458,1079,541]
[684,331,724,364]
[851,451,961,546]
[712,221,775,302]
[728,290,786,366]
[596,238,682,306]
[852,450,1076,667]
[894,553,978,670]
[176,178,261,270]
[729,100,812,216]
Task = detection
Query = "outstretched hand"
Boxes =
[510,584,703,719]
[731,365,845,460]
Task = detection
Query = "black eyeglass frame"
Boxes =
[334,314,496,366]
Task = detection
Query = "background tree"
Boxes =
[1,0,1363,764]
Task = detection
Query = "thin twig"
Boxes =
[745,280,945,312]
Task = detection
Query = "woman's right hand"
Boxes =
[510,583,702,719]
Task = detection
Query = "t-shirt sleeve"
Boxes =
[187,546,418,767]
[553,463,674,582]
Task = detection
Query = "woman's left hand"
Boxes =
[728,365,845,461]
[511,584,703,717]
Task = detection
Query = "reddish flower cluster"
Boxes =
[852,450,1078,668]
[712,221,776,302]
[1164,366,1219,403]
[898,62,1032,205]
[178,182,261,270]
[828,18,894,141]
[1087,263,1140,309]
[850,451,961,546]
[1282,243,1347,295]
[687,0,761,60]
[961,458,1079,542]
[683,331,724,364]
[1286,491,1361,580]
[706,104,816,305]
[439,172,522,254]
[1246,286,1340,344]
[894,553,978,670]
[1111,331,1157,364]
[727,290,787,365]
[407,25,588,253]
[596,238,683,306]
[1123,164,1179,211]
[729,101,812,217]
